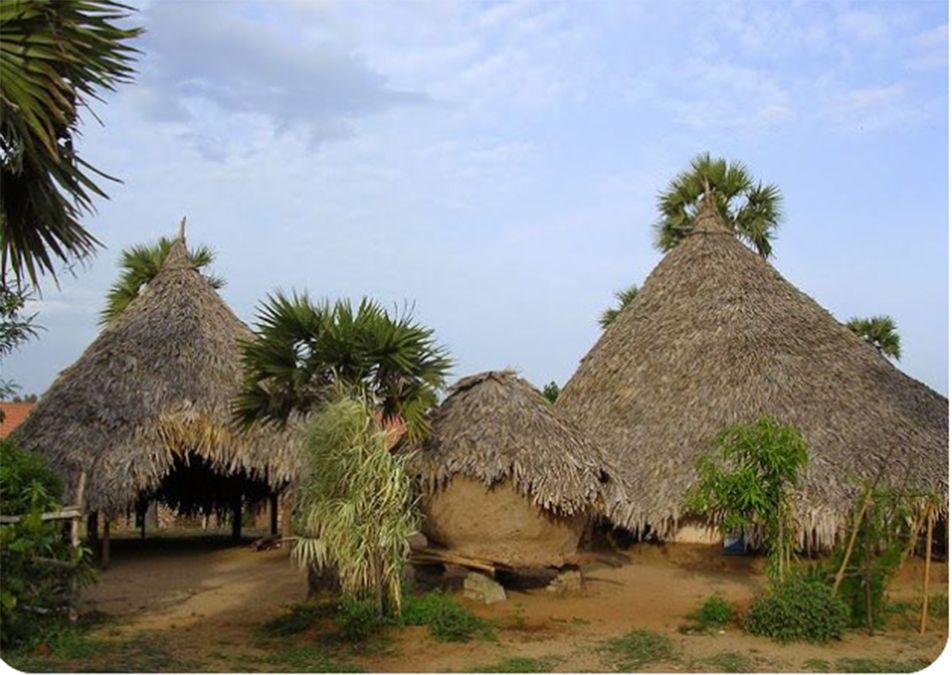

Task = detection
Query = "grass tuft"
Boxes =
[470,656,556,672]
[400,590,495,643]
[257,602,333,638]
[697,650,752,673]
[599,629,677,671]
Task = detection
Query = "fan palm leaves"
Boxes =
[1,0,142,288]
[235,292,452,441]
[846,315,901,361]
[655,153,782,258]
[599,283,639,329]
[99,237,224,326]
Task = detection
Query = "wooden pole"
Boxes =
[101,519,111,570]
[231,497,243,543]
[86,512,99,549]
[919,505,935,635]
[68,472,86,624]
[833,486,873,595]
[269,494,279,537]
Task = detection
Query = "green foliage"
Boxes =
[685,416,808,583]
[0,441,94,649]
[697,651,752,673]
[600,629,677,670]
[846,315,901,361]
[99,237,224,326]
[743,576,849,643]
[257,602,333,638]
[0,0,142,287]
[830,485,914,629]
[1,285,38,400]
[400,590,494,642]
[541,381,560,403]
[685,594,734,633]
[654,152,782,258]
[929,593,948,619]
[471,656,556,672]
[236,293,451,441]
[291,394,419,618]
[336,597,388,642]
[598,283,639,329]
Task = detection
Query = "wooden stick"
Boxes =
[919,504,935,635]
[68,472,86,624]
[833,485,873,595]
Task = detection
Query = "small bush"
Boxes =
[400,590,494,643]
[685,594,734,632]
[743,577,849,643]
[601,629,677,670]
[335,598,387,642]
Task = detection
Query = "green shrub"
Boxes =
[743,577,849,643]
[686,594,734,632]
[1,440,93,649]
[335,598,387,642]
[400,591,494,643]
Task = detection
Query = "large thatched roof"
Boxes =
[411,370,627,520]
[13,231,301,515]
[558,201,948,546]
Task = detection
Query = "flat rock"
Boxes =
[463,572,507,604]
[546,568,582,594]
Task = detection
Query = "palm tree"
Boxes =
[234,293,452,441]
[599,283,639,330]
[655,153,782,258]
[1,0,142,288]
[846,315,901,361]
[99,237,224,326]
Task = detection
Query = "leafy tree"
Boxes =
[542,381,560,403]
[1,439,94,648]
[235,293,452,441]
[655,153,782,258]
[685,416,808,584]
[1,0,142,288]
[846,315,901,361]
[0,284,38,404]
[599,283,639,330]
[291,392,418,618]
[99,236,224,326]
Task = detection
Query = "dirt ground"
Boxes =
[8,531,950,672]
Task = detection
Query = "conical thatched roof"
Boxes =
[411,370,627,520]
[13,231,302,515]
[558,201,948,546]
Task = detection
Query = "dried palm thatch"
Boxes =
[558,200,948,547]
[13,231,303,516]
[410,370,626,520]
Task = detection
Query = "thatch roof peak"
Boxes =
[691,196,730,235]
[409,370,628,520]
[558,206,947,545]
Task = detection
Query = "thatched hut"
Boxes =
[558,200,948,548]
[13,226,301,542]
[410,370,625,568]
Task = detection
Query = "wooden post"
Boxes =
[919,505,935,635]
[68,472,87,624]
[269,494,279,536]
[101,519,111,570]
[86,512,99,549]
[231,497,243,543]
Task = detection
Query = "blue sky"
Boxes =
[5,0,949,397]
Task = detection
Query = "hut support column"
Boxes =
[231,497,243,543]
[269,494,279,536]
[86,512,99,549]
[101,519,111,570]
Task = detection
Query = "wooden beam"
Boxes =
[0,507,82,525]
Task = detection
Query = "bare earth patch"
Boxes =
[7,533,946,672]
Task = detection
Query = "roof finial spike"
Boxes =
[178,216,187,242]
